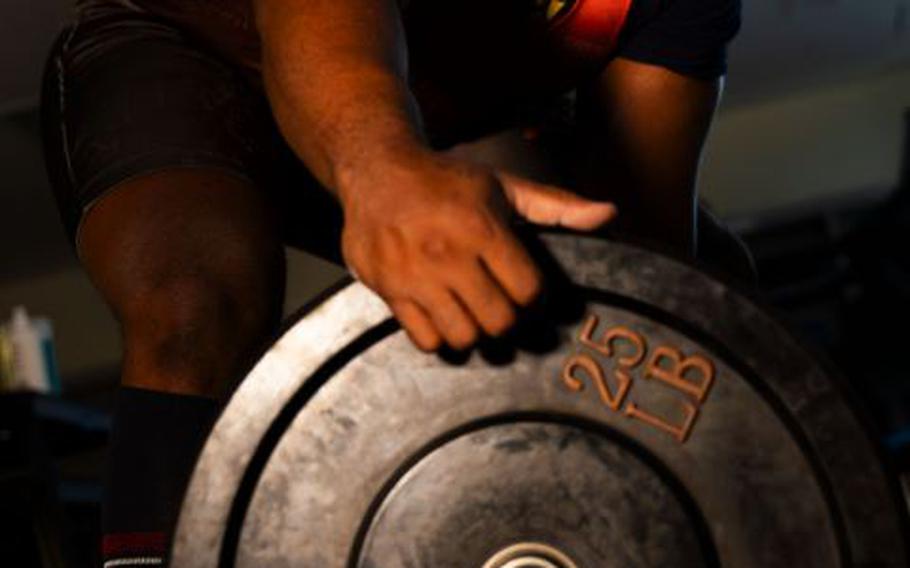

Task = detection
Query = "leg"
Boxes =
[80,168,286,399]
[40,4,299,563]
[79,168,286,399]
[75,169,286,564]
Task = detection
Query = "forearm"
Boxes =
[254,0,426,197]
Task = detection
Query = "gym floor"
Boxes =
[1,0,909,566]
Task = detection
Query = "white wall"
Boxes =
[699,0,910,220]
[724,0,910,108]
[702,67,910,220]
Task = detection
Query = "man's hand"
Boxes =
[255,0,615,352]
[338,147,617,352]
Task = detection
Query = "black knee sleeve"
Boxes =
[102,387,219,566]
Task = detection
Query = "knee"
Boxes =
[119,273,282,396]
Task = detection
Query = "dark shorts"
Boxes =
[40,0,348,263]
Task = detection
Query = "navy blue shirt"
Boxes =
[120,0,741,81]
[619,0,742,79]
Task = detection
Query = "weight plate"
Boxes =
[172,232,908,567]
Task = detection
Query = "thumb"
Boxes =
[497,171,618,231]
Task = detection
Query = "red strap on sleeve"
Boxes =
[548,0,634,59]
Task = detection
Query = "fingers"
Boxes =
[394,285,480,351]
[424,287,479,350]
[387,298,441,352]
[448,259,517,338]
[498,171,618,230]
[480,228,543,308]
[387,259,519,351]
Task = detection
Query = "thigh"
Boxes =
[78,168,287,396]
[77,168,284,319]
[38,2,297,393]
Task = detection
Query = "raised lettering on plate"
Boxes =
[578,315,647,368]
[625,400,699,443]
[644,346,715,403]
[561,352,631,411]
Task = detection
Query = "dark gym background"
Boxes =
[1,0,909,565]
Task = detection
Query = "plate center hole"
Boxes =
[482,542,579,568]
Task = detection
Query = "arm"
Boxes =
[254,0,424,194]
[575,57,722,255]
[254,0,616,352]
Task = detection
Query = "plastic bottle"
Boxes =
[8,306,50,393]
[0,326,13,390]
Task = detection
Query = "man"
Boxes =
[41,0,740,564]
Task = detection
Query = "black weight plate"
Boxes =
[172,232,908,567]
